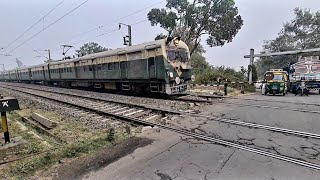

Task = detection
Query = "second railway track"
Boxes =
[2,84,320,171]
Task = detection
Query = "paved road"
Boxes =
[83,92,320,180]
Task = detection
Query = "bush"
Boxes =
[244,84,256,92]
[193,66,247,85]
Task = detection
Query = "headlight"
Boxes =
[191,75,195,82]
[169,72,174,78]
[175,77,181,84]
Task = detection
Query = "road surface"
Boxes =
[83,92,320,180]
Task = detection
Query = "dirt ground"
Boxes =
[36,137,152,180]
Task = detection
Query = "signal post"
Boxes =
[0,95,20,143]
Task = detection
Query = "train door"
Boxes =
[48,64,51,80]
[42,66,46,81]
[148,57,156,79]
[16,69,20,81]
[120,61,127,79]
[29,68,32,80]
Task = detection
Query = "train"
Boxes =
[0,37,193,95]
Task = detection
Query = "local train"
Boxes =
[0,37,193,95]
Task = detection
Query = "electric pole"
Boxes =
[34,49,51,62]
[0,64,5,71]
[119,23,132,46]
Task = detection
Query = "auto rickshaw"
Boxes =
[262,69,288,96]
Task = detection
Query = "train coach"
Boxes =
[0,37,193,95]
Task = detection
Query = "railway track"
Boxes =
[2,85,179,126]
[191,94,320,114]
[219,101,320,114]
[195,94,320,107]
[2,85,320,171]
[2,83,320,140]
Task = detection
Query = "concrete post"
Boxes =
[1,112,10,143]
[249,48,254,84]
[224,82,228,96]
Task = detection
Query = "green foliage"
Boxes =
[9,137,110,179]
[256,8,320,78]
[76,42,109,56]
[155,33,168,40]
[148,0,243,55]
[244,84,256,92]
[194,65,247,84]
[191,52,209,70]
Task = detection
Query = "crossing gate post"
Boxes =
[249,49,254,84]
[0,95,20,143]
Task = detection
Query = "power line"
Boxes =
[8,0,90,54]
[52,19,148,52]
[52,0,164,47]
[51,28,120,53]
[5,0,65,49]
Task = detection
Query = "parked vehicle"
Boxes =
[262,69,288,96]
[285,56,320,94]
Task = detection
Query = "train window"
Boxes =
[97,64,102,71]
[83,66,87,71]
[167,50,176,60]
[69,68,72,72]
[114,62,119,70]
[108,63,113,70]
[103,64,107,70]
[89,65,93,71]
[120,62,126,69]
[148,58,155,66]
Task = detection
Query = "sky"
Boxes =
[0,0,320,70]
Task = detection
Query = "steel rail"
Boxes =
[195,94,320,107]
[193,115,320,139]
[1,83,182,115]
[220,101,320,114]
[4,86,320,171]
[2,82,211,105]
[3,84,320,140]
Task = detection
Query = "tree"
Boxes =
[191,52,209,70]
[155,33,168,40]
[256,8,320,78]
[76,42,109,56]
[147,0,243,56]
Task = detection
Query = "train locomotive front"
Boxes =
[162,37,192,94]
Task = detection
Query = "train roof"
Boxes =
[50,39,165,65]
[3,38,189,71]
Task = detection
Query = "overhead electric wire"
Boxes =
[52,0,164,47]
[5,0,65,49]
[51,19,149,53]
[8,0,90,54]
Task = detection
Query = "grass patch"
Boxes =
[4,134,126,179]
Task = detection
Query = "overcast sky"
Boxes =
[1,0,320,70]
